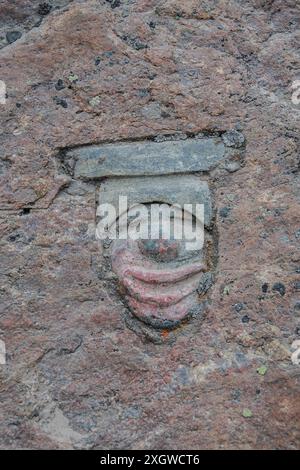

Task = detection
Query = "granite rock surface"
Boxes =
[0,0,299,449]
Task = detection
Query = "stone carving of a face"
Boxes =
[66,133,244,332]
[99,175,213,329]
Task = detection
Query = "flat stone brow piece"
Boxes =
[99,175,212,227]
[67,137,225,179]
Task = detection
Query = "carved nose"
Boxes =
[138,238,179,262]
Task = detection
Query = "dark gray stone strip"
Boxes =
[68,137,225,178]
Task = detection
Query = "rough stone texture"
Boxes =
[0,0,300,450]
[99,175,213,225]
[69,137,226,177]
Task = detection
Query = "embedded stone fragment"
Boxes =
[99,175,213,227]
[68,137,225,179]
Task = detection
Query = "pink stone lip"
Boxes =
[111,241,207,327]
[122,270,204,307]
[120,261,206,284]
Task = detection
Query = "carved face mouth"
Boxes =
[111,239,208,329]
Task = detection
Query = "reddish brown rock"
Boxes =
[0,0,299,449]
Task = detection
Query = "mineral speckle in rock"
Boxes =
[219,206,231,219]
[262,283,269,293]
[6,31,22,44]
[234,303,245,312]
[197,273,214,296]
[38,3,52,16]
[242,315,250,323]
[222,130,245,148]
[53,96,68,108]
[272,282,286,297]
[106,0,121,8]
[55,79,65,91]
[122,35,148,50]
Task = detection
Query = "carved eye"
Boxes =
[129,203,203,263]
